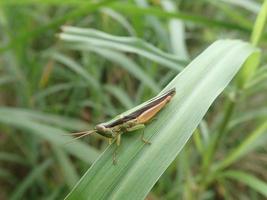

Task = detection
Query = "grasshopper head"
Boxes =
[95,124,114,138]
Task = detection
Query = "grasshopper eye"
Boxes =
[96,124,106,133]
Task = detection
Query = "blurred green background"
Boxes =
[1,0,267,199]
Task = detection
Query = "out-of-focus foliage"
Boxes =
[0,0,267,200]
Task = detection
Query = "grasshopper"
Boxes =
[69,88,176,164]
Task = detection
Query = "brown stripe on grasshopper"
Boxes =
[135,94,173,124]
[104,88,176,128]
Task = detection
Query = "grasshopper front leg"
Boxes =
[112,134,121,165]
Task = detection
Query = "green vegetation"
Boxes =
[0,0,267,200]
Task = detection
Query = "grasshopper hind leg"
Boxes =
[112,147,118,165]
[126,124,151,145]
[141,129,151,145]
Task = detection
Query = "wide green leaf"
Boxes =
[65,40,257,200]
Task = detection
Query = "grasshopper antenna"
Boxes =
[63,130,97,145]
[63,130,93,137]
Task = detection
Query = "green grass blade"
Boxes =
[219,0,260,13]
[0,107,90,131]
[0,75,16,86]
[214,120,267,171]
[44,189,62,200]
[0,168,15,182]
[109,3,251,33]
[100,8,136,36]
[50,52,100,89]
[0,108,100,164]
[59,26,186,71]
[246,65,267,88]
[0,152,27,165]
[53,147,79,188]
[236,1,266,88]
[33,82,88,102]
[229,107,267,130]
[221,170,267,197]
[90,48,160,93]
[10,159,53,200]
[161,0,189,59]
[0,0,116,52]
[250,0,267,46]
[236,49,261,88]
[64,40,258,200]
[104,85,134,109]
[135,0,169,47]
[63,43,161,92]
